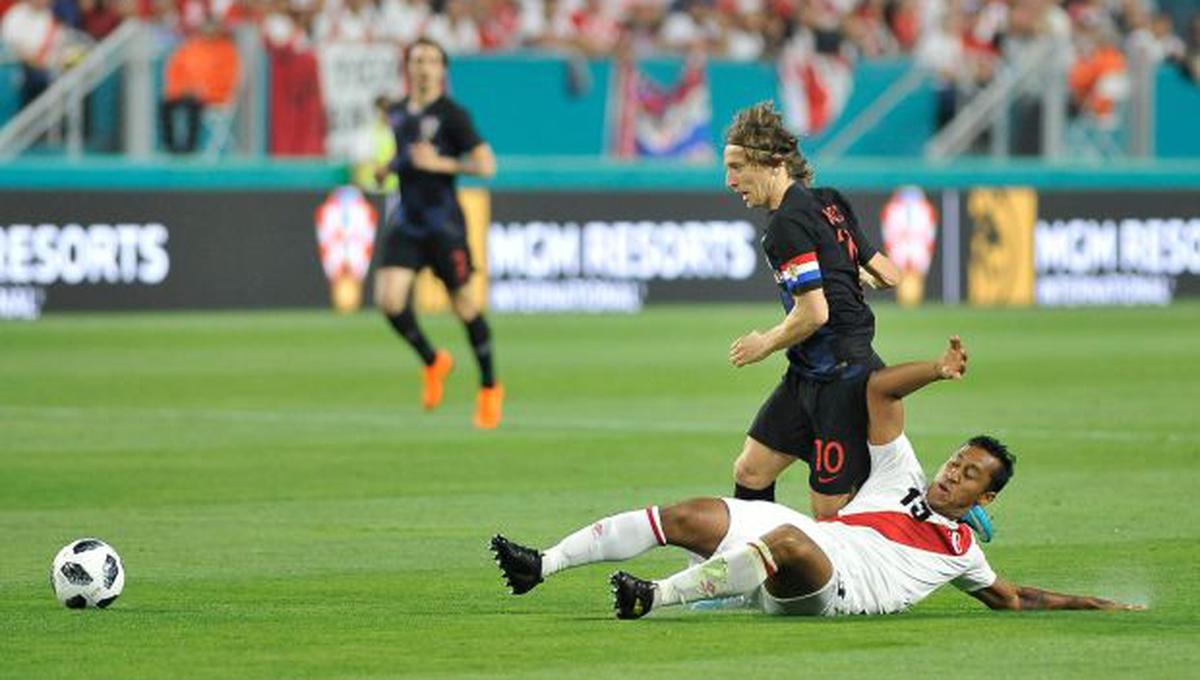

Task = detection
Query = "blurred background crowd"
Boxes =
[1,0,1197,156]
[4,0,1196,66]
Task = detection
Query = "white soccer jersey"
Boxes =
[720,433,996,616]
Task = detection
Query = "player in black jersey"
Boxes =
[723,102,901,518]
[375,38,503,428]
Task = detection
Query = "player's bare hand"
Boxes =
[411,142,455,173]
[730,331,770,367]
[859,267,884,290]
[373,165,390,185]
[936,335,967,380]
[1092,597,1147,611]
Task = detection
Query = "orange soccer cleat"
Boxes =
[474,383,504,429]
[422,350,454,410]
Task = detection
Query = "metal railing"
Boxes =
[818,64,930,159]
[924,37,1070,160]
[0,20,154,160]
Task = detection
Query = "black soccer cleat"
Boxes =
[611,571,656,620]
[490,534,544,595]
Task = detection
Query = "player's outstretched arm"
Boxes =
[970,576,1145,611]
[730,288,829,367]
[462,143,497,179]
[410,142,497,178]
[860,252,901,290]
[866,335,967,444]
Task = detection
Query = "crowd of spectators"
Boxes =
[1,0,1197,147]
[2,0,1196,65]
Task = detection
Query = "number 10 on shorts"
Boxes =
[813,438,845,481]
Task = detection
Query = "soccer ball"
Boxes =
[50,538,125,609]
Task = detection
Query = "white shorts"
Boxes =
[717,498,841,617]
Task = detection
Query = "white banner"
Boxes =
[316,43,402,160]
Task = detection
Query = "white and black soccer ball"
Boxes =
[50,538,125,609]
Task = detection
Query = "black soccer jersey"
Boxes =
[386,96,484,235]
[761,184,880,379]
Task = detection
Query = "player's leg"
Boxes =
[491,498,729,595]
[617,517,835,619]
[736,374,810,501]
[804,370,873,519]
[376,265,431,360]
[376,231,453,409]
[734,438,797,501]
[432,232,502,428]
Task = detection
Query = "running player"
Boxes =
[491,337,1143,617]
[375,37,502,428]
[723,101,902,518]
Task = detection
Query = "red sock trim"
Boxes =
[645,506,666,546]
[748,541,778,577]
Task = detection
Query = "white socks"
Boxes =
[654,539,777,608]
[541,507,667,578]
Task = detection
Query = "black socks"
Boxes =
[387,308,436,366]
[734,483,776,503]
[465,315,496,388]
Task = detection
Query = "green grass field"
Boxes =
[2,304,1198,679]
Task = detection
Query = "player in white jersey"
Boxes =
[492,336,1142,617]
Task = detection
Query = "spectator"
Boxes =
[621,0,665,57]
[515,0,548,47]
[557,0,621,56]
[1,0,85,108]
[1069,24,1128,125]
[262,0,325,155]
[715,9,765,60]
[160,18,241,153]
[377,0,430,46]
[314,0,379,43]
[843,0,896,59]
[659,0,721,54]
[477,0,523,50]
[78,0,127,40]
[424,0,481,54]
[916,8,967,129]
[1187,14,1200,81]
[51,0,80,28]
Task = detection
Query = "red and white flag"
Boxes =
[777,40,854,136]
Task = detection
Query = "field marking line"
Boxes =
[0,404,1194,444]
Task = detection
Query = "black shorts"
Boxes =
[747,361,881,495]
[380,227,473,291]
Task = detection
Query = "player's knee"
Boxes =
[450,290,477,319]
[733,454,773,489]
[659,499,727,555]
[762,526,820,569]
[377,291,407,316]
[809,493,850,520]
[659,501,704,542]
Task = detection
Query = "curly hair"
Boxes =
[725,101,813,186]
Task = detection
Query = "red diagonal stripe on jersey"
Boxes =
[781,252,818,270]
[828,511,973,556]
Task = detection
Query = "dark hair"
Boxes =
[967,435,1016,494]
[724,101,814,186]
[406,37,448,66]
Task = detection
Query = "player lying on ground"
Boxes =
[491,337,1143,617]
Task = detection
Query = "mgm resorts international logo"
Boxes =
[0,223,170,320]
[486,219,759,312]
[1034,217,1200,305]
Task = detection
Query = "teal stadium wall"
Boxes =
[1,55,1197,157]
